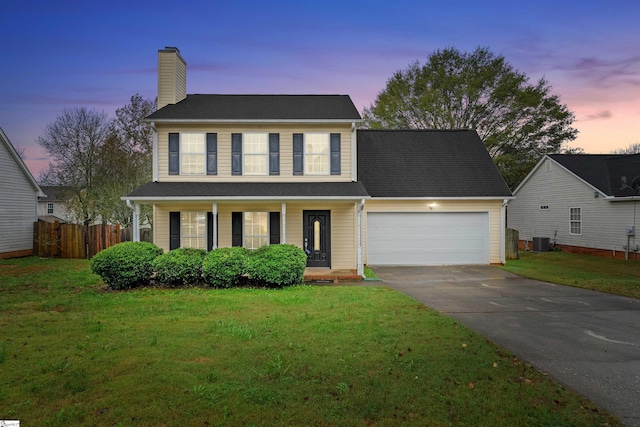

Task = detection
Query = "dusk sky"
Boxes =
[1,0,638,177]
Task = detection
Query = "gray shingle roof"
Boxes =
[549,154,640,197]
[125,181,369,199]
[146,94,361,121]
[357,129,512,198]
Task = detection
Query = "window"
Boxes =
[181,211,207,249]
[47,202,54,214]
[304,133,330,174]
[244,133,268,175]
[244,212,268,250]
[181,133,205,175]
[570,207,582,235]
[540,205,549,211]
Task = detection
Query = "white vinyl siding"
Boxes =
[508,157,640,254]
[0,137,40,256]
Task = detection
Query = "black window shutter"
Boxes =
[330,133,341,175]
[207,212,214,251]
[169,133,179,175]
[206,133,217,175]
[231,212,242,247]
[293,133,303,175]
[269,212,280,244]
[169,212,180,250]
[232,133,242,175]
[269,133,280,175]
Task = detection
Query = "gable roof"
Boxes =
[357,129,512,198]
[125,181,369,201]
[146,94,362,122]
[39,186,70,202]
[524,154,640,198]
[0,127,45,197]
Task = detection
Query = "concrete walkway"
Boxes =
[372,265,640,427]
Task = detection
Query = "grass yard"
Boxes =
[0,257,620,426]
[501,250,640,299]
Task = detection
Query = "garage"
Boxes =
[366,212,490,265]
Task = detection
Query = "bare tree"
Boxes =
[38,108,110,225]
[611,142,640,155]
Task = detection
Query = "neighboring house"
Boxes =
[124,47,512,274]
[37,186,74,223]
[508,154,640,259]
[0,127,45,259]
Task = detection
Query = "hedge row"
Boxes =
[90,242,307,290]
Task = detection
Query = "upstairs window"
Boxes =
[168,133,217,175]
[47,202,54,214]
[570,207,582,235]
[243,133,268,175]
[293,133,340,176]
[304,133,330,175]
[181,133,205,175]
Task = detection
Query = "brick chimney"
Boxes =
[157,47,186,110]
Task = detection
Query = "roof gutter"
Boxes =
[144,118,363,124]
[121,195,371,203]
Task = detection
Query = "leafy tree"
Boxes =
[38,108,109,225]
[363,47,578,189]
[611,142,640,155]
[96,94,154,226]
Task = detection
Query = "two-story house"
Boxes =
[124,48,512,276]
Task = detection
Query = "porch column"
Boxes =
[126,200,141,242]
[212,202,218,249]
[357,199,365,277]
[281,202,287,243]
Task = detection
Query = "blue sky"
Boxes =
[1,0,639,176]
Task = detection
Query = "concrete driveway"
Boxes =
[372,265,640,427]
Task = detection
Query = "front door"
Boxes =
[303,210,331,267]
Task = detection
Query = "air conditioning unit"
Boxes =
[532,237,550,252]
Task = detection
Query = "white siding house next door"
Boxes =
[366,212,490,265]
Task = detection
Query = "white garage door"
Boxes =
[367,212,489,265]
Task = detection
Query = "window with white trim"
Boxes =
[304,133,330,175]
[181,133,205,175]
[47,202,54,214]
[244,133,268,175]
[244,212,268,250]
[181,211,207,249]
[570,207,582,235]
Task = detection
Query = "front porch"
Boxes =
[303,267,362,283]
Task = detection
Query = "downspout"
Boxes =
[351,122,356,182]
[151,122,159,182]
[126,199,141,242]
[357,198,365,277]
[500,199,508,264]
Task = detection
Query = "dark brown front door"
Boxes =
[303,210,331,267]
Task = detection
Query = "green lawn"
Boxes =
[501,250,640,299]
[0,257,620,426]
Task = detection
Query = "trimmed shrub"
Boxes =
[90,241,163,290]
[246,244,306,287]
[202,247,248,288]
[152,247,207,287]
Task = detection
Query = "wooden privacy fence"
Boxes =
[33,221,120,259]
